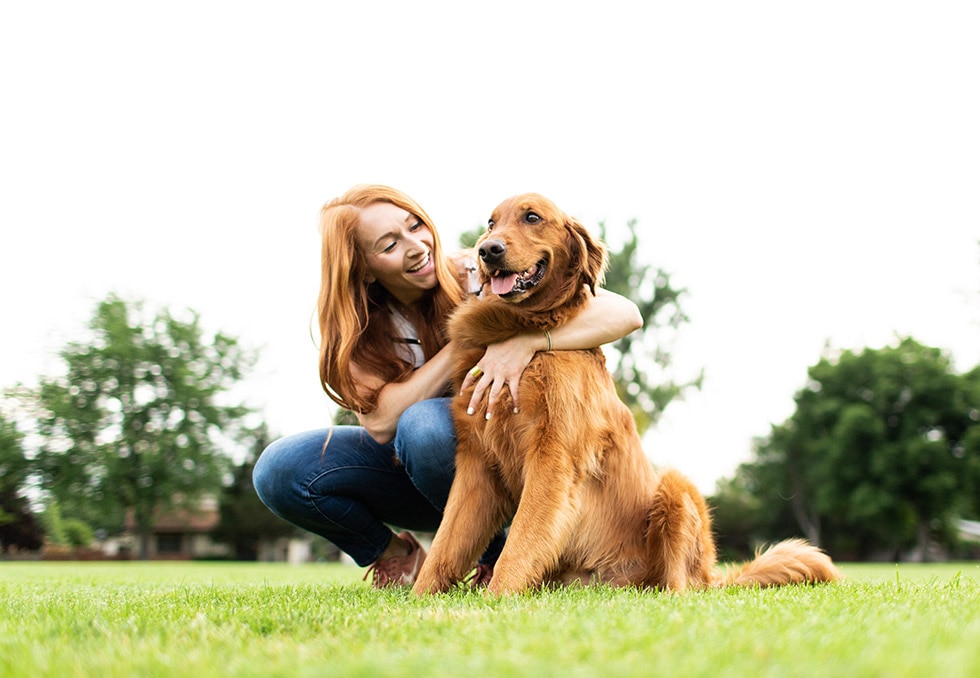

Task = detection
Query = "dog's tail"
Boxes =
[722,538,842,587]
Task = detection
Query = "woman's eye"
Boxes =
[383,241,397,253]
[525,211,540,223]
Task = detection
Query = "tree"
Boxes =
[708,473,765,561]
[737,338,980,560]
[216,424,297,559]
[25,294,257,559]
[39,499,94,548]
[599,220,701,434]
[0,412,43,552]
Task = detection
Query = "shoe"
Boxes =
[467,563,494,588]
[363,531,427,588]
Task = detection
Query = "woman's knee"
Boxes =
[399,398,451,428]
[251,429,328,511]
[395,399,456,466]
[251,439,286,508]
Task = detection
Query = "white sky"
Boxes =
[2,2,978,493]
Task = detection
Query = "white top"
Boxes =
[389,306,425,368]
[387,252,481,369]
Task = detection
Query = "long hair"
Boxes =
[317,185,465,413]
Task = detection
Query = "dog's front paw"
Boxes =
[485,568,534,596]
[412,565,454,596]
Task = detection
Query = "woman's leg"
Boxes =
[392,398,457,510]
[394,398,506,566]
[252,427,443,567]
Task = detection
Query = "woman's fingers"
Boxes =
[460,364,483,395]
[465,370,519,419]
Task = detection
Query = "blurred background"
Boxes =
[2,1,978,562]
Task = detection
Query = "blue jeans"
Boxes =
[253,398,504,567]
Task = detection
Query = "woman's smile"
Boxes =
[356,201,438,304]
[407,252,432,275]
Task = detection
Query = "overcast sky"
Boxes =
[2,1,978,492]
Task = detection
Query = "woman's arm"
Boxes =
[545,287,644,350]
[350,343,456,444]
[461,287,642,417]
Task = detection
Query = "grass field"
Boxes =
[2,560,978,677]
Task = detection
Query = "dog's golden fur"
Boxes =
[412,193,841,595]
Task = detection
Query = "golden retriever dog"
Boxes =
[412,193,841,595]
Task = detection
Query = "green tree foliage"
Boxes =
[599,220,701,434]
[708,474,761,561]
[734,338,980,560]
[39,499,95,548]
[25,295,257,559]
[0,412,43,551]
[216,424,297,559]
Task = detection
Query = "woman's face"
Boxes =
[355,201,438,305]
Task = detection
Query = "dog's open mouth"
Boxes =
[489,258,548,297]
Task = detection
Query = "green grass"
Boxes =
[2,561,978,677]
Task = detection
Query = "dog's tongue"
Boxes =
[490,272,519,296]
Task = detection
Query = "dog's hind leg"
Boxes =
[413,450,511,595]
[644,470,719,592]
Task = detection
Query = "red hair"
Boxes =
[317,185,465,413]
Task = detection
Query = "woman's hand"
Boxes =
[448,248,476,278]
[458,287,642,420]
[459,333,544,418]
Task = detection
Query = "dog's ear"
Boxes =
[564,217,607,294]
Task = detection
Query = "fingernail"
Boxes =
[467,407,474,416]
[513,407,519,414]
[485,412,492,420]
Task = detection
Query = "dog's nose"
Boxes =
[478,238,507,265]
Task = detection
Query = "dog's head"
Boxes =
[477,193,606,307]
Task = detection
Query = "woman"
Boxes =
[253,185,642,587]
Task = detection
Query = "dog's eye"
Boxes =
[524,211,541,224]
[487,219,494,232]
